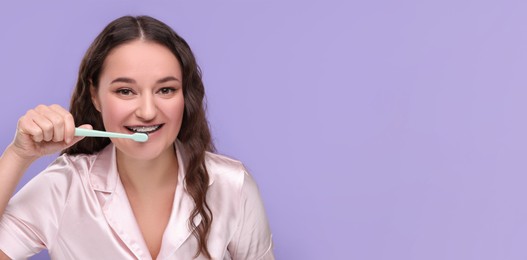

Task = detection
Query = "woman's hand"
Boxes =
[9,104,91,162]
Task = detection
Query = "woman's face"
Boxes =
[91,40,184,161]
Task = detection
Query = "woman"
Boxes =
[0,15,274,259]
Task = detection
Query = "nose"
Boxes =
[135,93,157,121]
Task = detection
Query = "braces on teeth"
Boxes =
[128,125,161,133]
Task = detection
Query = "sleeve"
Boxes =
[0,155,75,259]
[228,168,275,260]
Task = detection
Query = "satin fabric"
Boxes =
[0,142,274,259]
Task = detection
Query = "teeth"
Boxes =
[128,125,161,133]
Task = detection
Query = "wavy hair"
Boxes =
[62,15,214,258]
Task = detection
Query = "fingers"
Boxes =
[17,114,45,143]
[49,104,75,144]
[18,104,75,144]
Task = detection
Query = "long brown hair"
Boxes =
[62,15,214,258]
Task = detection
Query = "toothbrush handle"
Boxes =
[74,128,132,139]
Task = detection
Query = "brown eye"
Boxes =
[159,87,176,95]
[116,88,134,95]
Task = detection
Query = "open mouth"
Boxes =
[125,124,164,135]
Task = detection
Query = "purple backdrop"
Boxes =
[2,1,527,259]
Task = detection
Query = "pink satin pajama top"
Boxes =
[0,142,274,259]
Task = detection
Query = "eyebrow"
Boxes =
[110,76,180,84]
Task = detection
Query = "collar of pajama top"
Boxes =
[90,141,214,259]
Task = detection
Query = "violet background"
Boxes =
[1,0,527,259]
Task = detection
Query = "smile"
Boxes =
[125,124,163,134]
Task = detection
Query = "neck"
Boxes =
[116,146,179,194]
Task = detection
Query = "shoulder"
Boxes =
[4,152,99,226]
[13,153,96,201]
[204,152,260,196]
[204,152,249,185]
[38,152,97,184]
[203,155,273,258]
[204,152,246,176]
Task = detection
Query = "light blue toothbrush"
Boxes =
[74,128,148,142]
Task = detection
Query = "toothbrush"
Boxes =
[74,128,148,142]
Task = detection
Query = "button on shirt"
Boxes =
[0,142,274,259]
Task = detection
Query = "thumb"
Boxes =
[77,124,93,130]
[66,124,94,147]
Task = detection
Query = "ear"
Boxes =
[90,85,101,112]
